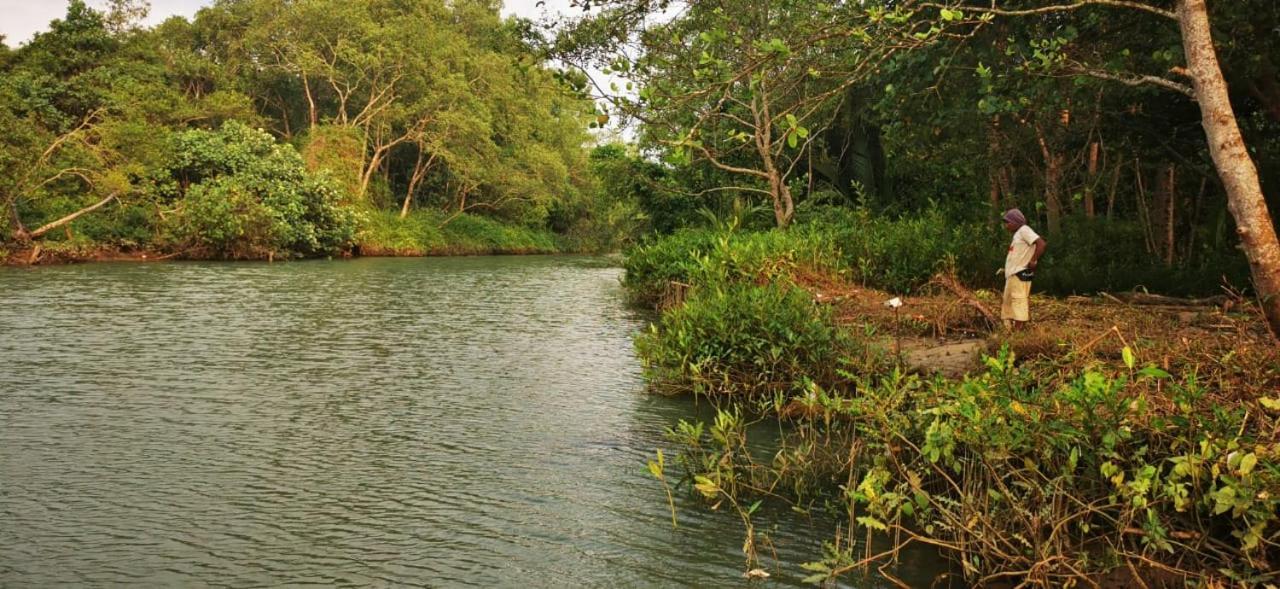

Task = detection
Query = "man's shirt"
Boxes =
[1005,225,1041,278]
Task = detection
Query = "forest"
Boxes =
[4,0,1280,586]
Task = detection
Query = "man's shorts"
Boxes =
[1001,276,1031,322]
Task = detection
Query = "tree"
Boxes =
[558,1,982,228]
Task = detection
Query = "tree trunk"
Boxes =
[1107,162,1121,218]
[771,175,794,228]
[1085,142,1099,218]
[6,197,28,241]
[1035,124,1063,235]
[400,150,436,219]
[1179,0,1280,340]
[1165,165,1176,266]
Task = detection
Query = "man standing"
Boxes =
[1001,208,1047,330]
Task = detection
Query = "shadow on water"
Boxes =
[0,256,951,587]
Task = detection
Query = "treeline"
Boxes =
[555,0,1280,305]
[1,0,642,261]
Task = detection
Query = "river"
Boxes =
[1,256,944,587]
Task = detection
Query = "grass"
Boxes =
[353,209,561,256]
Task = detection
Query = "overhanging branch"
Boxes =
[922,1,1177,21]
[1078,68,1194,97]
[28,193,119,239]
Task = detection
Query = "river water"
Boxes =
[1,256,944,587]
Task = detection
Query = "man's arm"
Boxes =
[1028,238,1047,269]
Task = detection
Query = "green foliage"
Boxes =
[636,283,847,397]
[1035,216,1251,296]
[3,0,624,258]
[548,144,650,252]
[155,122,357,258]
[623,225,845,305]
[663,344,1280,585]
[358,209,559,256]
[804,207,999,293]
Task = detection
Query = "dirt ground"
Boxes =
[801,273,1280,397]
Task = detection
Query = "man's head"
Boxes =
[1002,208,1026,233]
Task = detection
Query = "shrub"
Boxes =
[156,122,358,258]
[635,283,848,397]
[623,226,846,304]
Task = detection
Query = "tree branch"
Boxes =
[1077,68,1195,97]
[923,1,1177,21]
[27,193,118,239]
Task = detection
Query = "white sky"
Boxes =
[0,0,576,46]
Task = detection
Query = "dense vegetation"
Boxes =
[1,0,642,262]
[629,221,1279,586]
[557,0,1280,327]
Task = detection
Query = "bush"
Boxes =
[635,283,849,397]
[155,122,358,258]
[623,226,846,305]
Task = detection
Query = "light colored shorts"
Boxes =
[1002,276,1031,323]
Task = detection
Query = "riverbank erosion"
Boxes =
[627,222,1279,587]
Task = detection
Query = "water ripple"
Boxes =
[1,256,941,588]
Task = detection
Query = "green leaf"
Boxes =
[787,130,798,149]
[1259,397,1280,411]
[1138,366,1170,379]
[1239,453,1257,476]
[801,572,830,584]
[1122,346,1136,370]
[856,516,887,531]
[693,475,720,498]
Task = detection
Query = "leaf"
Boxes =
[1138,366,1170,379]
[787,131,798,149]
[647,460,662,479]
[1122,346,1135,370]
[693,475,720,498]
[801,572,830,584]
[1212,486,1236,515]
[856,516,887,531]
[1260,397,1280,411]
[1239,453,1257,476]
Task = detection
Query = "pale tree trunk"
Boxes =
[401,151,437,219]
[1179,0,1280,339]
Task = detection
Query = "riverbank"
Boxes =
[1,210,588,267]
[629,226,1279,587]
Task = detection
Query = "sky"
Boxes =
[0,0,576,46]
